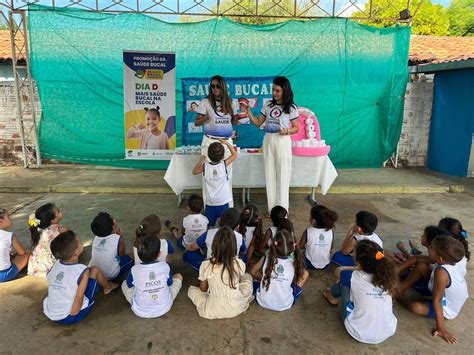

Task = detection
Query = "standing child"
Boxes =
[127,107,169,149]
[187,226,253,319]
[122,235,183,318]
[165,194,209,250]
[184,208,245,272]
[27,203,66,277]
[323,240,398,345]
[251,229,309,311]
[397,235,468,344]
[88,212,133,280]
[331,211,382,267]
[0,208,29,282]
[192,140,237,227]
[43,230,119,324]
[237,204,264,265]
[300,205,338,270]
[133,215,174,264]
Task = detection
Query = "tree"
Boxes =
[447,0,474,36]
[351,0,450,36]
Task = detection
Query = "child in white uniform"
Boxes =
[246,76,300,213]
[237,204,264,265]
[122,235,183,318]
[133,215,174,264]
[89,212,133,280]
[300,205,338,269]
[397,235,468,344]
[323,240,398,345]
[331,210,383,267]
[192,140,237,227]
[251,229,309,311]
[0,208,29,282]
[165,194,209,250]
[43,230,118,324]
[188,226,253,319]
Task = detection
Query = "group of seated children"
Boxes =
[0,136,469,345]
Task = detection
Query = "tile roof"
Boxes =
[0,30,473,65]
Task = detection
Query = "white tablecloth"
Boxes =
[164,152,338,195]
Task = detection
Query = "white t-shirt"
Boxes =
[128,261,173,318]
[88,233,122,279]
[205,229,244,260]
[428,263,468,320]
[203,161,232,206]
[261,102,299,133]
[133,239,172,264]
[305,227,333,269]
[0,230,13,270]
[342,269,397,344]
[197,98,238,138]
[43,261,89,321]
[353,233,383,249]
[256,256,295,311]
[182,214,209,248]
[243,226,256,250]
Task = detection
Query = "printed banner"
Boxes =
[124,51,176,160]
[181,77,274,148]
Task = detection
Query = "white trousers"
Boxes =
[263,133,292,213]
[200,135,234,207]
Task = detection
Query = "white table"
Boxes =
[164,152,338,206]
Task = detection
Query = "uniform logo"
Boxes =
[270,107,282,118]
[276,265,284,274]
[319,234,325,241]
[99,239,106,247]
[152,294,158,300]
[55,271,64,284]
[212,169,218,177]
[194,218,199,224]
[149,272,156,280]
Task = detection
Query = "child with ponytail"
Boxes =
[300,205,338,269]
[323,240,398,344]
[27,203,67,277]
[237,204,264,265]
[133,215,174,264]
[251,229,309,311]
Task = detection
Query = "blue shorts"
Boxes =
[119,255,133,275]
[331,250,355,267]
[57,278,100,325]
[177,237,186,251]
[426,301,435,318]
[183,250,206,272]
[205,203,229,227]
[304,254,317,270]
[0,264,19,282]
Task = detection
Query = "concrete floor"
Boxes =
[1,191,473,354]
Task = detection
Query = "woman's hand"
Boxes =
[279,128,290,136]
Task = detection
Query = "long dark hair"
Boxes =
[134,214,161,248]
[210,226,240,289]
[310,205,338,230]
[207,75,234,116]
[270,76,296,114]
[355,240,397,295]
[262,229,306,291]
[238,204,264,248]
[438,218,470,260]
[30,203,57,248]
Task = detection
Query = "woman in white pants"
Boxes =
[194,75,238,206]
[246,76,299,214]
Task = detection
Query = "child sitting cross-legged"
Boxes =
[122,235,183,318]
[43,230,119,324]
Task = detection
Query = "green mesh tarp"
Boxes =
[28,5,410,169]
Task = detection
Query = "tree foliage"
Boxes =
[447,0,474,36]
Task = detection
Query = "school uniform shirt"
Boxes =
[341,269,397,344]
[353,233,383,249]
[197,98,238,138]
[305,227,333,269]
[428,263,468,320]
[256,256,295,311]
[0,230,13,270]
[182,214,209,248]
[261,102,299,134]
[126,261,173,318]
[203,161,232,206]
[196,228,245,260]
[243,226,256,250]
[133,239,174,264]
[88,233,122,279]
[43,261,89,321]
[456,257,467,278]
[266,227,277,246]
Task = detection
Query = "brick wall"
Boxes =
[398,79,434,167]
[0,81,42,165]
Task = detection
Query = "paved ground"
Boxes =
[1,190,473,354]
